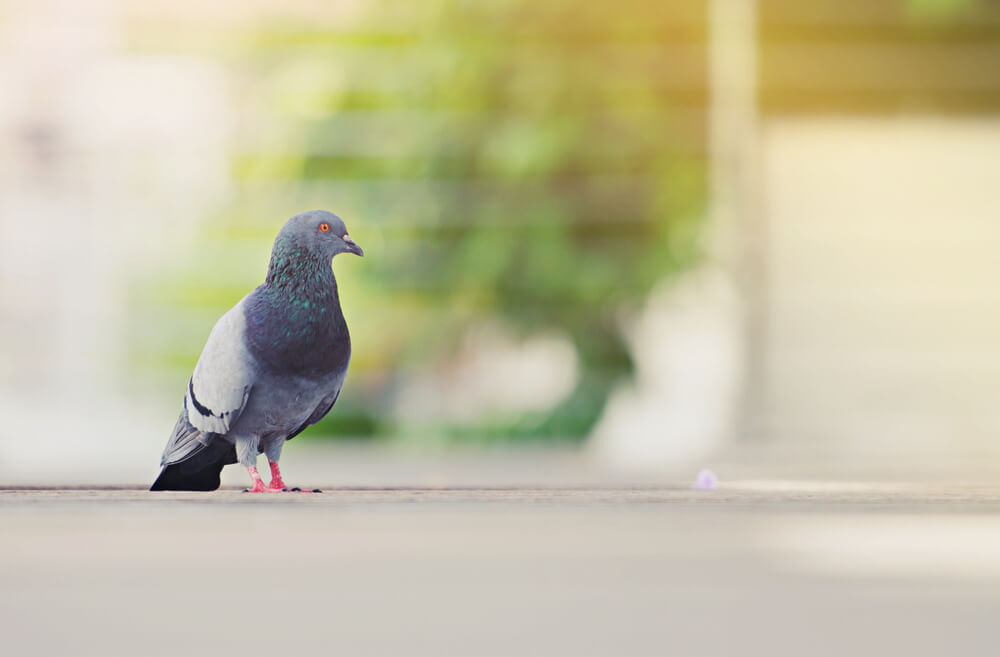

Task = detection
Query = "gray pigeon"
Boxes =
[150,210,363,492]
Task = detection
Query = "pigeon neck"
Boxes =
[265,241,334,292]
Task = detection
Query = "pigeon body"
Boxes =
[151,210,363,492]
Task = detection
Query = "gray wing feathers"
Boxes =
[160,301,257,465]
[185,303,256,434]
[160,410,211,465]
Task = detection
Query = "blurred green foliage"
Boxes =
[132,0,708,442]
[906,0,979,20]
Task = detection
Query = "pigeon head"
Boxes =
[265,210,363,288]
[276,209,364,260]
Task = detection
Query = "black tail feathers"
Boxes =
[150,439,237,492]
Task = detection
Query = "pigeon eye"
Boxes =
[319,222,330,233]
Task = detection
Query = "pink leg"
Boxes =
[267,461,286,490]
[243,465,281,493]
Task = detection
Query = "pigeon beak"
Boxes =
[342,234,364,257]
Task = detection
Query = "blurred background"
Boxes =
[1,0,1000,484]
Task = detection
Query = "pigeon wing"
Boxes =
[160,301,256,465]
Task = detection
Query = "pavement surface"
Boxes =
[4,447,1000,656]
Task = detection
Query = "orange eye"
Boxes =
[319,222,330,233]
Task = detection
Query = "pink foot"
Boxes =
[267,461,322,493]
[243,481,283,493]
[242,466,283,493]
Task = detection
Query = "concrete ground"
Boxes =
[4,446,1000,657]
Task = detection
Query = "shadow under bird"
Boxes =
[151,210,363,492]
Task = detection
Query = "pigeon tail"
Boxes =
[150,439,237,491]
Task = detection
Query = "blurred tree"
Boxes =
[303,0,707,439]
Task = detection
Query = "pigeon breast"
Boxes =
[243,277,351,379]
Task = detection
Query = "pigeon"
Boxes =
[150,210,363,492]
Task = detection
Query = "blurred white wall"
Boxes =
[0,0,230,481]
[757,117,1000,456]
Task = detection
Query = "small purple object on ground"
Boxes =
[692,469,718,491]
